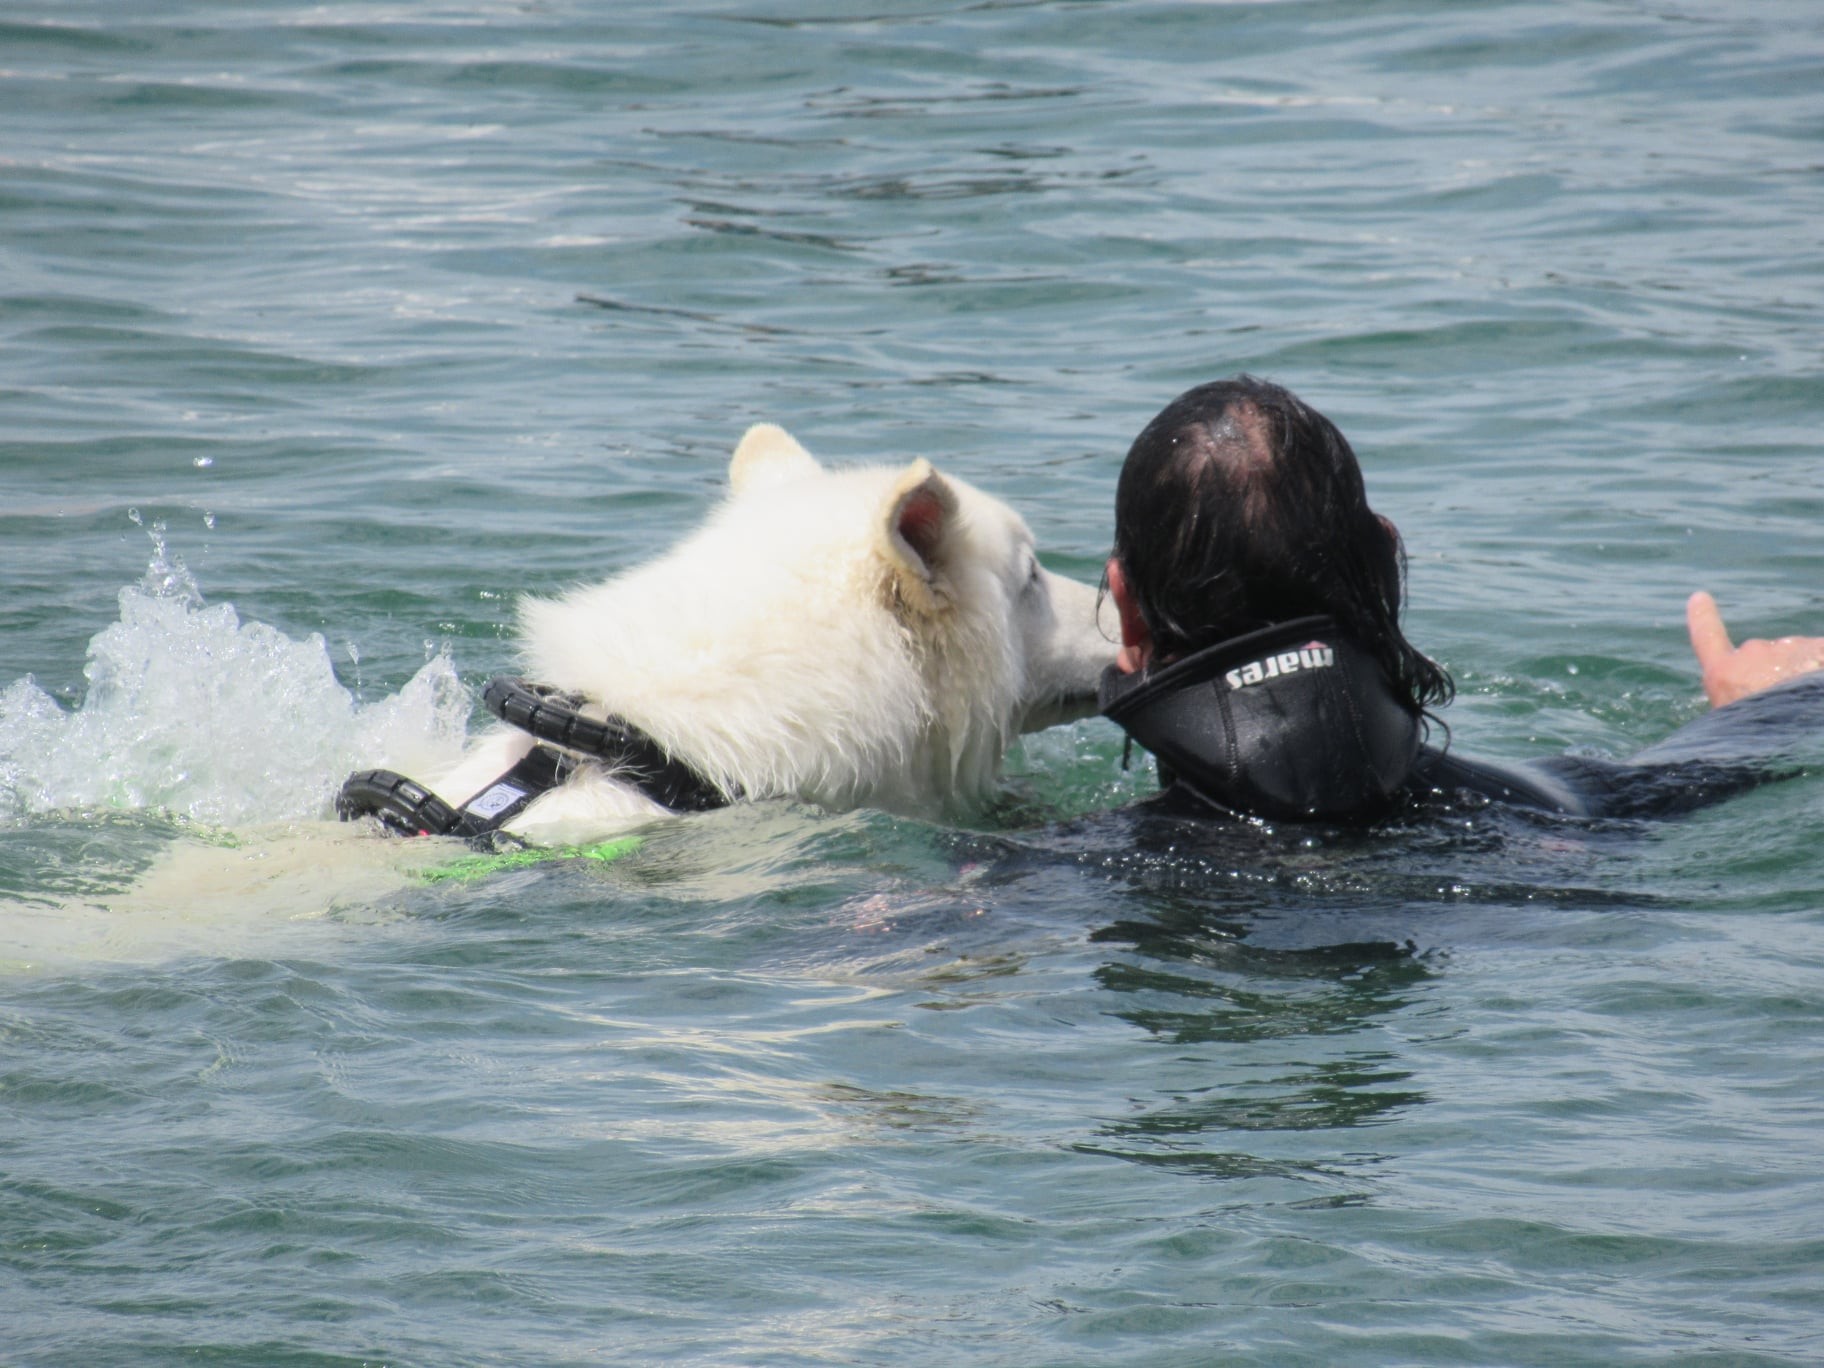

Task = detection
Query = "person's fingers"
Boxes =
[1686,591,1734,671]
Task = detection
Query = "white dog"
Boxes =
[384,425,1116,846]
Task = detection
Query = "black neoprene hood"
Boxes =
[1098,616,1423,822]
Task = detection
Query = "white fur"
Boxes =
[425,426,1116,845]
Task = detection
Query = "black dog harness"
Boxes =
[335,677,728,843]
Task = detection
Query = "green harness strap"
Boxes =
[416,835,644,885]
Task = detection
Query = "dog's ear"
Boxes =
[729,423,821,495]
[878,459,959,616]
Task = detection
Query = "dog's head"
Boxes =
[517,425,1114,813]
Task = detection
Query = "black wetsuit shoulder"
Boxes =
[1412,671,1824,820]
[1407,745,1760,819]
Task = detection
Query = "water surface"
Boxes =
[4,2,1824,1363]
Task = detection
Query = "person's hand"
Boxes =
[1686,591,1824,708]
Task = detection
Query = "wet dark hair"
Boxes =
[1111,375,1453,713]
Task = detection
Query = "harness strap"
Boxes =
[482,676,729,812]
[335,768,461,837]
[336,743,575,845]
[444,742,574,840]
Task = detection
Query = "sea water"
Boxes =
[4,2,1824,1363]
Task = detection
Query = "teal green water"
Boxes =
[5,2,1824,1363]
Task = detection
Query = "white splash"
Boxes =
[0,522,473,828]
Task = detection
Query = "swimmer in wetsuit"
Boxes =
[1097,376,1824,822]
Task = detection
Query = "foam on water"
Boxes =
[0,520,473,830]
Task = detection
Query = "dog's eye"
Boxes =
[1023,554,1042,590]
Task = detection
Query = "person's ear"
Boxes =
[1106,557,1153,673]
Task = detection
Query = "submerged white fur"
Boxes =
[422,425,1116,845]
